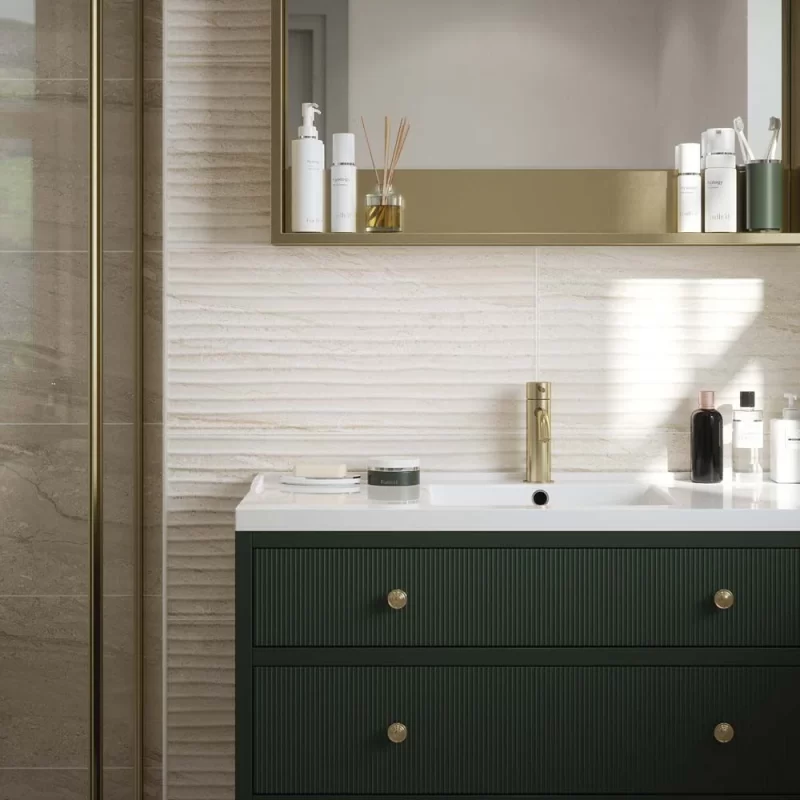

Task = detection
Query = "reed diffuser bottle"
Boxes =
[365,189,404,233]
[361,116,411,233]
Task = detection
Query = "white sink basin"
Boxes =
[427,482,676,509]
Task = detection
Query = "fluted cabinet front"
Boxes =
[252,665,800,796]
[252,547,800,647]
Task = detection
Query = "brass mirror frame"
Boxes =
[271,0,800,245]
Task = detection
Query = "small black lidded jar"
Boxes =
[367,457,420,487]
[691,390,723,484]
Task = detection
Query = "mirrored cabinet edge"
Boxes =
[271,0,800,246]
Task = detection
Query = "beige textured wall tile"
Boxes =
[167,621,234,796]
[167,64,270,244]
[539,246,800,471]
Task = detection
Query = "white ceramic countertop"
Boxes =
[235,472,800,532]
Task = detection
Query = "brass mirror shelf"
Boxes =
[274,232,800,246]
[273,0,800,246]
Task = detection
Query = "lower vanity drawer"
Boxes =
[252,665,800,796]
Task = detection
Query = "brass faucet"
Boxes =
[526,382,552,483]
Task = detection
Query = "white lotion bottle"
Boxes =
[771,393,800,483]
[704,128,737,233]
[331,133,357,233]
[675,143,702,233]
[291,103,325,233]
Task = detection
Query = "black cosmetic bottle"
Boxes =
[691,390,723,483]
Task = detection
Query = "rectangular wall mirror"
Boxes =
[273,0,800,244]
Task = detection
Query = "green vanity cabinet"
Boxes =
[236,531,800,800]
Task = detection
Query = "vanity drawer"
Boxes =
[251,547,800,647]
[252,665,800,795]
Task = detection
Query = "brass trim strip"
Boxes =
[273,232,800,246]
[789,0,800,230]
[271,0,286,241]
[133,0,145,796]
[89,0,104,795]
[272,0,799,243]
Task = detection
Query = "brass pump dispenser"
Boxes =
[526,382,552,483]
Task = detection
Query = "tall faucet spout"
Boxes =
[526,382,552,483]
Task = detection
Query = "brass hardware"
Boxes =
[89,0,104,796]
[714,589,735,610]
[388,722,408,743]
[387,589,408,610]
[274,231,800,246]
[273,0,800,242]
[714,723,735,743]
[526,382,552,483]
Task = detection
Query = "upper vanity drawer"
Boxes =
[251,547,800,648]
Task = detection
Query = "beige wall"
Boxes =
[655,0,748,160]
[349,0,659,168]
[348,0,778,169]
[165,2,800,798]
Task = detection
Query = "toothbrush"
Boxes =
[766,116,782,161]
[733,117,754,163]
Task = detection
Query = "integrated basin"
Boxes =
[427,482,676,509]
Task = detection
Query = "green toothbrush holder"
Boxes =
[746,160,783,232]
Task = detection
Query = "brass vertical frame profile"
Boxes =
[271,0,800,243]
[133,0,145,796]
[787,0,800,229]
[89,0,104,795]
[271,0,286,238]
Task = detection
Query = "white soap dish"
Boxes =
[279,483,361,495]
[280,474,361,487]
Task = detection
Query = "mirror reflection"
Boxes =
[286,0,783,170]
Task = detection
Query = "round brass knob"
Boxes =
[714,722,735,743]
[387,722,407,744]
[387,589,408,610]
[714,589,735,610]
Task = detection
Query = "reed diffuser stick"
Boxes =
[387,120,410,192]
[360,116,382,190]
[387,116,406,188]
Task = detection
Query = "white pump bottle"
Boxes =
[291,103,325,232]
[771,393,800,483]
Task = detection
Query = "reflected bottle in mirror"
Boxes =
[691,390,723,484]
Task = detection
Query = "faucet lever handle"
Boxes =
[535,407,551,443]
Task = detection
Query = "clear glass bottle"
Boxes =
[733,390,763,480]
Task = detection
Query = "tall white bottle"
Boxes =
[704,128,737,233]
[675,143,702,232]
[291,103,325,233]
[331,133,357,233]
